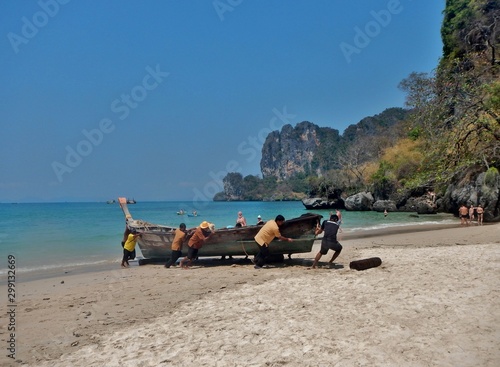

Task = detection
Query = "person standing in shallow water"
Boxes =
[165,223,187,268]
[310,214,342,269]
[253,215,292,269]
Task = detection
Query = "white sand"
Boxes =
[1,224,499,366]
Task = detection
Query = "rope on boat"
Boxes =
[240,240,251,259]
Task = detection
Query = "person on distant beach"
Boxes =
[121,229,141,268]
[165,223,187,268]
[236,211,247,227]
[459,204,469,226]
[256,215,264,225]
[468,205,475,225]
[384,209,388,217]
[179,221,213,269]
[476,205,484,225]
[336,209,342,225]
[310,214,342,269]
[329,209,343,233]
[253,215,292,269]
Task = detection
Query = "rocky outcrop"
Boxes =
[373,200,397,212]
[395,196,437,214]
[301,197,345,210]
[442,168,500,222]
[260,110,408,181]
[261,122,322,180]
[303,174,499,220]
[344,192,374,211]
[415,200,437,214]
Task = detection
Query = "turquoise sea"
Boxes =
[0,201,456,275]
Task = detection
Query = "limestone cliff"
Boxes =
[260,108,408,180]
[260,121,340,179]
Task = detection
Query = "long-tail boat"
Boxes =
[118,197,322,263]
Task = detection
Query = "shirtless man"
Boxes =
[476,205,484,225]
[458,204,469,226]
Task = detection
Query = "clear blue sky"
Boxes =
[1,0,444,203]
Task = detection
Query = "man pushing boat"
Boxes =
[179,221,214,269]
[253,214,293,269]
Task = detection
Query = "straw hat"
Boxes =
[200,221,210,229]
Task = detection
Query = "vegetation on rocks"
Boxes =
[215,0,499,219]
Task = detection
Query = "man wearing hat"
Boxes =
[179,221,213,269]
[256,215,264,225]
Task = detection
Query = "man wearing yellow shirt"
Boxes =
[164,223,188,268]
[253,214,292,269]
[121,229,142,268]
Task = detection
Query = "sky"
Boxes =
[0,0,445,203]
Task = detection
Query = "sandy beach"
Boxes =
[1,223,499,367]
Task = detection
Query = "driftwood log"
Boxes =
[349,257,382,271]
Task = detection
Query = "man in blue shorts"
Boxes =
[310,214,342,269]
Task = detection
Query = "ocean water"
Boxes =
[0,201,456,275]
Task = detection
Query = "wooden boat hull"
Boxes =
[137,228,317,260]
[118,198,322,261]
